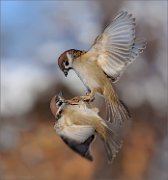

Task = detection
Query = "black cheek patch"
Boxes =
[58,101,63,107]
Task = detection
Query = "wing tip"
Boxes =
[115,10,135,21]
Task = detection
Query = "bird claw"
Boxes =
[66,97,81,105]
[83,95,95,102]
[90,96,95,102]
[65,94,95,105]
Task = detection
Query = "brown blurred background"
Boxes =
[0,1,167,180]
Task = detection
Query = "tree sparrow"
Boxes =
[50,94,122,162]
[57,11,146,125]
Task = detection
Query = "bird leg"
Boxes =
[79,94,94,102]
[65,97,80,105]
[65,91,95,105]
[78,90,95,102]
[80,91,95,102]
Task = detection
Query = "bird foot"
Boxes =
[66,93,95,105]
[66,97,81,105]
[82,96,94,102]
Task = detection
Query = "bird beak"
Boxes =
[63,70,68,77]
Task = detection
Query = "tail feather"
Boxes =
[119,99,131,119]
[105,97,131,126]
[104,83,131,125]
[104,128,123,163]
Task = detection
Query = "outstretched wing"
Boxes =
[86,11,146,82]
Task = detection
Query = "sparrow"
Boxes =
[50,94,122,162]
[57,11,146,125]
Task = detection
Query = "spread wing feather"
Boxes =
[87,11,146,82]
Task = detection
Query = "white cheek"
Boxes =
[65,65,70,69]
[66,52,73,63]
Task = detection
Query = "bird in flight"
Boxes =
[50,94,122,162]
[58,11,146,125]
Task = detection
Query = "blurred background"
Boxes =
[0,1,167,180]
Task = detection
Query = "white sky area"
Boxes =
[1,1,167,117]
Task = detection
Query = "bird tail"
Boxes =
[103,127,123,163]
[104,84,131,126]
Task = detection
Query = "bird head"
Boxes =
[58,49,86,76]
[50,94,65,119]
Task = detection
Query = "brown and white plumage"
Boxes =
[50,95,122,162]
[88,11,146,82]
[58,11,146,125]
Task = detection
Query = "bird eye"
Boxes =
[65,61,69,66]
[58,101,63,106]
